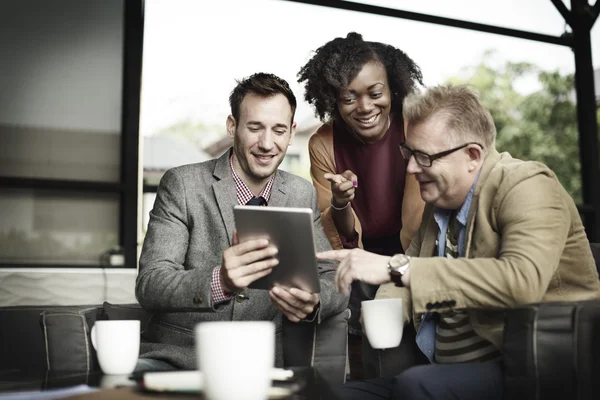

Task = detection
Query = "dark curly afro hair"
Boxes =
[297,32,423,122]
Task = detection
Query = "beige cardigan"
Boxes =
[308,123,425,252]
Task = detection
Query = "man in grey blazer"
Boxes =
[135,72,348,371]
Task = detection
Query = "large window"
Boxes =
[0,0,141,268]
[140,0,586,230]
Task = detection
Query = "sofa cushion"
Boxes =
[40,307,102,372]
[39,303,149,372]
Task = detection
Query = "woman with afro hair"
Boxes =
[298,32,426,379]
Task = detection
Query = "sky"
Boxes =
[139,0,600,136]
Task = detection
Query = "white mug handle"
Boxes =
[90,325,97,350]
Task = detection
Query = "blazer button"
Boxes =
[426,303,433,310]
[236,294,248,303]
[193,295,203,305]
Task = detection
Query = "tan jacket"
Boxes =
[308,123,425,251]
[376,149,600,351]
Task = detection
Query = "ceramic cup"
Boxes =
[195,321,275,400]
[90,320,140,375]
[361,298,404,349]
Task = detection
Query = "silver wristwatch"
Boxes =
[388,254,411,287]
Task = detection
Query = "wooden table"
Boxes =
[68,386,197,399]
[0,367,342,400]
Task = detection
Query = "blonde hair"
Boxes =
[402,84,496,149]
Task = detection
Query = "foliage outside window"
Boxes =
[447,51,597,204]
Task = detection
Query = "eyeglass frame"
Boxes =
[399,142,483,167]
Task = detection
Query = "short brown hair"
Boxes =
[403,84,496,149]
[229,73,297,124]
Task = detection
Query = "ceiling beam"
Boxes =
[280,0,573,47]
[551,0,574,27]
[591,0,600,23]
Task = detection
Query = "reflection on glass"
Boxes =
[0,124,121,182]
[0,0,123,182]
[0,189,119,265]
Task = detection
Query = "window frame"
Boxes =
[0,0,144,269]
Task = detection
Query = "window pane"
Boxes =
[0,189,119,265]
[142,135,211,186]
[0,126,121,182]
[0,0,123,182]
[141,0,582,204]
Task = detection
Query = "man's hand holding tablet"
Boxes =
[220,230,279,294]
[269,286,319,322]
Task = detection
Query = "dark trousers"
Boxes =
[348,334,365,380]
[350,322,429,380]
[350,323,426,380]
[362,323,428,379]
[336,359,504,400]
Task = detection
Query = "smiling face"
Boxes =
[337,62,392,143]
[405,115,483,210]
[227,93,295,191]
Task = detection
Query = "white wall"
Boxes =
[0,269,137,306]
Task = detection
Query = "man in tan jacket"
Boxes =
[318,84,600,400]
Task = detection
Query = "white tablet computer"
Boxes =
[233,205,321,293]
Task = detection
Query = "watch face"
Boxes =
[388,254,409,287]
[389,254,409,269]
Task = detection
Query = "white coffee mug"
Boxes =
[196,321,275,400]
[91,320,140,375]
[361,298,404,349]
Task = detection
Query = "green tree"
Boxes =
[446,51,589,203]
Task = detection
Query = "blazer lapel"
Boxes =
[420,207,439,257]
[464,149,502,256]
[267,170,288,207]
[212,150,237,245]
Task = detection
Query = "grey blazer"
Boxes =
[136,150,348,369]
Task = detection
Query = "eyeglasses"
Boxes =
[399,142,483,167]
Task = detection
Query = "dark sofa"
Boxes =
[0,303,350,386]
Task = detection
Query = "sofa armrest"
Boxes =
[282,309,350,386]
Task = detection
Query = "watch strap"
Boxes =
[390,270,405,287]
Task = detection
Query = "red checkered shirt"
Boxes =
[210,155,275,304]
